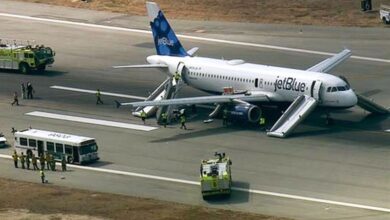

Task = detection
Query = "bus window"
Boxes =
[20,138,28,146]
[29,139,36,147]
[80,143,98,155]
[55,143,64,154]
[65,145,73,154]
[47,142,54,152]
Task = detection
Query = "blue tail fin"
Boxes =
[146,2,188,57]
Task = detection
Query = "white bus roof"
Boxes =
[14,129,95,145]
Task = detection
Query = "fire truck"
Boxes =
[0,39,55,74]
[200,152,232,199]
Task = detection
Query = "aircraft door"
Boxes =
[176,62,190,84]
[311,80,322,101]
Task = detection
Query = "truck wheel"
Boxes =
[67,156,74,164]
[19,63,30,74]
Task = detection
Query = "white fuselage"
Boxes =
[147,55,358,108]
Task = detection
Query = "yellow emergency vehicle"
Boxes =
[0,40,55,74]
[200,152,232,199]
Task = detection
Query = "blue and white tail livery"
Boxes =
[114,2,389,138]
[146,2,188,57]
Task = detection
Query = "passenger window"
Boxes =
[55,143,64,153]
[20,138,27,146]
[28,139,36,147]
[47,142,55,152]
[65,145,73,154]
[331,87,337,92]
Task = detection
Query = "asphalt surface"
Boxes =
[0,1,389,219]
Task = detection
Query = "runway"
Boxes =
[0,1,389,219]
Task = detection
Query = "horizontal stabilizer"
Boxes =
[113,64,168,69]
[187,47,199,56]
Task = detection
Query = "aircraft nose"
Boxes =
[347,90,358,107]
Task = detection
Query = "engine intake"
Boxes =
[227,104,261,123]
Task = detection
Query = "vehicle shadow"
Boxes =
[0,69,67,77]
[88,160,113,167]
[204,181,250,204]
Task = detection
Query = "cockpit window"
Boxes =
[331,87,337,92]
[327,87,331,92]
[345,84,350,90]
[337,86,346,91]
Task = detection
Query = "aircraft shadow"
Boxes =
[150,127,240,143]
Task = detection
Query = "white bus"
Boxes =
[14,129,99,164]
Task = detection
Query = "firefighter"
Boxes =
[11,92,19,106]
[174,72,180,83]
[26,153,31,170]
[180,114,187,130]
[50,154,56,171]
[12,150,18,168]
[32,154,39,170]
[45,152,50,170]
[161,112,168,128]
[140,110,146,124]
[259,115,266,130]
[27,82,34,99]
[61,155,67,172]
[96,89,103,105]
[39,153,45,170]
[20,152,25,169]
[40,169,45,183]
[21,83,26,99]
[222,109,228,126]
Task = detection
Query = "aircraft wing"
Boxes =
[307,49,351,73]
[113,64,168,69]
[118,93,270,107]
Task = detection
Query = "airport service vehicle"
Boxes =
[114,2,389,138]
[200,152,232,199]
[14,129,99,164]
[380,5,390,24]
[0,133,7,148]
[0,40,55,74]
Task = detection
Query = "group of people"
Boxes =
[12,150,67,183]
[11,82,34,106]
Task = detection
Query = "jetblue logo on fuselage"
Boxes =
[158,37,174,46]
[274,77,306,92]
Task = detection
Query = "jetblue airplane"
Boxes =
[115,2,388,138]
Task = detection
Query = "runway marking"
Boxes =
[25,111,157,131]
[50,85,145,100]
[0,12,389,64]
[0,154,388,213]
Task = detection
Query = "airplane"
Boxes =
[114,1,389,138]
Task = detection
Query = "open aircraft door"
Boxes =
[311,80,322,101]
[176,62,189,84]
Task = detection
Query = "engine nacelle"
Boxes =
[227,104,261,123]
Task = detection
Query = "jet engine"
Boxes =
[226,104,261,123]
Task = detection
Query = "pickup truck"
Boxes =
[380,5,390,24]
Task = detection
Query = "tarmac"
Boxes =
[0,1,389,219]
